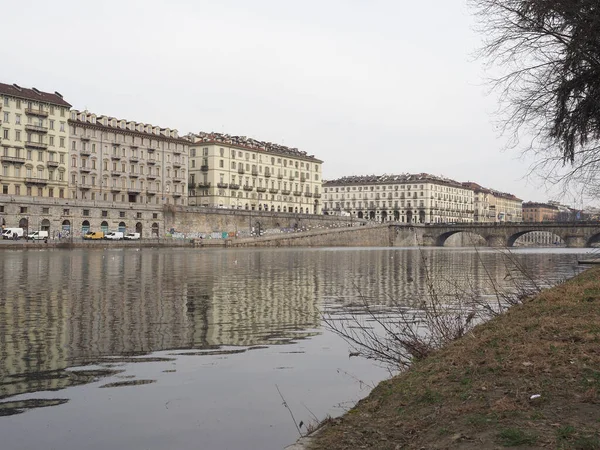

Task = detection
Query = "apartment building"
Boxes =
[69,110,190,205]
[462,182,522,222]
[323,173,475,223]
[0,83,71,198]
[522,202,559,222]
[186,132,323,214]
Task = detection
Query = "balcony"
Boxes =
[130,156,139,163]
[110,154,121,160]
[147,174,157,180]
[25,108,48,117]
[110,172,122,177]
[129,173,139,178]
[201,165,209,172]
[293,191,302,196]
[79,183,91,190]
[80,135,91,141]
[46,160,59,168]
[314,193,321,198]
[25,124,48,134]
[238,168,245,174]
[269,188,279,194]
[147,156,157,165]
[172,192,182,198]
[147,189,157,196]
[25,141,47,150]
[199,182,212,189]
[216,182,228,189]
[80,149,91,156]
[256,187,267,193]
[251,169,258,176]
[304,192,313,198]
[172,160,182,168]
[147,147,156,153]
[229,184,240,190]
[173,148,182,155]
[243,185,253,191]
[289,176,296,181]
[277,173,283,179]
[24,177,48,185]
[300,175,307,182]
[128,188,141,195]
[110,186,121,192]
[80,166,91,173]
[173,177,183,183]
[1,155,26,165]
[281,189,291,195]
[264,172,271,178]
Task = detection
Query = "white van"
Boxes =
[104,231,124,240]
[2,228,24,240]
[124,232,140,240]
[27,230,49,240]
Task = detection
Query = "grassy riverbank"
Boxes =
[309,266,600,449]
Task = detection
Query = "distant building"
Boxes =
[186,132,323,214]
[69,110,190,205]
[322,173,475,223]
[0,82,72,199]
[462,182,522,222]
[522,202,559,222]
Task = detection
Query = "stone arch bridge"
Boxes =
[415,222,600,248]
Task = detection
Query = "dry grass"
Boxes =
[310,267,600,449]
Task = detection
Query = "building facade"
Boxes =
[463,182,522,222]
[69,110,189,205]
[0,83,71,199]
[186,132,323,214]
[522,202,559,222]
[322,174,475,223]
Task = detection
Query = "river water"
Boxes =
[0,247,592,450]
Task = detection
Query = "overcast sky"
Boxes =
[3,0,583,205]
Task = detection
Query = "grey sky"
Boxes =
[3,0,573,204]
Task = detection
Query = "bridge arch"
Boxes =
[586,232,600,248]
[508,230,565,247]
[435,230,488,247]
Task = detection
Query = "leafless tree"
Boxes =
[470,0,600,197]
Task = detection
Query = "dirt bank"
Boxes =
[309,267,600,449]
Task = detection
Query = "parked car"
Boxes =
[104,231,124,240]
[27,230,49,240]
[83,231,104,240]
[124,232,141,240]
[2,228,24,240]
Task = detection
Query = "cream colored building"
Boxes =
[186,132,323,214]
[323,173,475,223]
[69,110,189,205]
[0,83,71,198]
[463,182,522,222]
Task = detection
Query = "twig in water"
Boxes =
[276,384,302,437]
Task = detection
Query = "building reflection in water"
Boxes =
[0,247,582,401]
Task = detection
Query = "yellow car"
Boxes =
[83,231,104,240]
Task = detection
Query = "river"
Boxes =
[0,247,592,450]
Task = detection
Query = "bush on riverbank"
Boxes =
[310,267,600,449]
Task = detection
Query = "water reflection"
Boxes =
[0,247,586,404]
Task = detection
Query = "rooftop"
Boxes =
[0,82,72,108]
[186,131,322,162]
[323,173,468,189]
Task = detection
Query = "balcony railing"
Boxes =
[314,193,321,198]
[129,173,139,178]
[264,172,271,178]
[24,177,48,185]
[147,174,157,180]
[293,191,302,196]
[172,161,182,168]
[243,185,253,191]
[238,168,245,174]
[110,154,121,160]
[1,156,26,165]
[277,173,283,179]
[201,165,209,172]
[216,182,228,189]
[80,149,91,156]
[80,135,91,141]
[251,169,258,176]
[304,192,313,197]
[25,108,48,117]
[130,156,139,162]
[79,183,91,190]
[147,147,156,153]
[199,182,212,189]
[147,156,157,165]
[256,187,267,193]
[25,141,47,150]
[229,184,240,190]
[110,186,122,192]
[281,189,291,195]
[147,189,157,195]
[80,166,92,173]
[173,177,183,183]
[269,188,279,194]
[25,124,48,133]
[46,160,59,168]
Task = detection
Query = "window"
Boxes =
[153,213,158,219]
[49,136,53,145]
[83,209,90,217]
[3,112,8,123]
[60,137,65,147]
[42,207,50,214]
[60,122,65,132]
[136,212,142,219]
[191,160,195,168]
[1,185,7,195]
[2,129,8,139]
[119,211,125,218]
[20,206,28,214]
[15,114,21,125]
[15,130,21,141]
[49,120,55,130]
[3,97,8,106]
